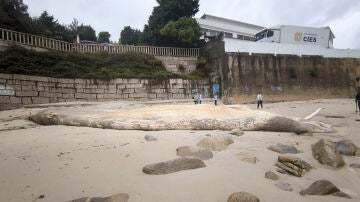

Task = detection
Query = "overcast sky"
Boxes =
[23,0,360,49]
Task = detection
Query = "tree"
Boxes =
[143,0,199,46]
[160,17,201,47]
[120,26,142,45]
[77,24,97,42]
[97,31,111,43]
[0,0,33,32]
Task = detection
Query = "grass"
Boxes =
[0,46,181,81]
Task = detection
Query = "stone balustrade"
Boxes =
[0,27,200,57]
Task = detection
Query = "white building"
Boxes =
[196,14,264,41]
[255,25,335,48]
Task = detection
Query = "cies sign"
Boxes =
[294,32,317,43]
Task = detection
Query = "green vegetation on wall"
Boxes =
[0,46,180,81]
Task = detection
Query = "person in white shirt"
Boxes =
[257,92,263,109]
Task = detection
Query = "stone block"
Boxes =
[141,80,149,84]
[0,96,10,104]
[60,83,74,88]
[13,74,29,80]
[117,84,126,89]
[122,88,134,93]
[38,92,62,98]
[48,87,62,93]
[65,99,78,102]
[0,73,12,79]
[127,79,140,84]
[0,85,15,96]
[21,97,32,105]
[59,78,74,84]
[75,88,84,93]
[16,91,38,97]
[36,86,46,91]
[49,97,58,103]
[126,83,143,88]
[75,93,86,99]
[47,77,58,83]
[104,89,117,94]
[21,80,36,86]
[21,85,37,91]
[0,79,6,83]
[96,94,104,99]
[173,94,185,99]
[129,93,148,98]
[83,84,98,89]
[84,88,104,94]
[156,93,167,98]
[31,97,50,104]
[154,89,166,93]
[103,94,122,99]
[62,93,74,99]
[112,78,125,84]
[74,79,86,84]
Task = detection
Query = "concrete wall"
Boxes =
[218,53,360,103]
[203,35,360,103]
[0,73,210,110]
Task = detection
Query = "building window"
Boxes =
[224,32,233,38]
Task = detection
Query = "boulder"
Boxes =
[265,171,279,180]
[227,192,260,202]
[68,193,129,202]
[350,163,360,168]
[176,146,213,160]
[197,136,234,151]
[335,140,359,156]
[300,180,339,195]
[299,180,351,198]
[275,155,312,177]
[275,182,293,191]
[144,135,157,141]
[142,158,206,175]
[311,139,345,168]
[268,143,300,154]
[230,128,245,136]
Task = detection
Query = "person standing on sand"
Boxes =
[356,90,360,112]
[199,94,202,104]
[257,92,263,109]
[193,94,199,104]
[214,94,218,105]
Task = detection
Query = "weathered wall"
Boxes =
[155,56,197,74]
[0,73,210,110]
[203,34,360,103]
[218,54,360,103]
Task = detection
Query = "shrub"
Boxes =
[0,46,180,81]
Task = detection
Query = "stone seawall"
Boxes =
[0,73,210,109]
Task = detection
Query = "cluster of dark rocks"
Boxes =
[67,133,359,201]
[264,138,359,200]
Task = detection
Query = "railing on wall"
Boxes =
[0,27,200,57]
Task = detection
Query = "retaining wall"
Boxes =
[0,73,210,110]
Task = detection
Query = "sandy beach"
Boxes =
[0,99,359,202]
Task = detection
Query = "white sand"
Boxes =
[0,99,359,202]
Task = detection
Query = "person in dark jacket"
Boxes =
[356,90,360,112]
